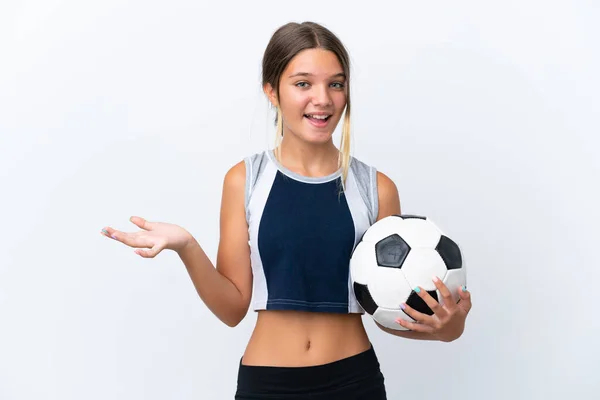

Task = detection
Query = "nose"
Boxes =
[312,84,332,107]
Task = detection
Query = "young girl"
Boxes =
[101,21,472,399]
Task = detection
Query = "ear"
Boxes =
[263,82,278,107]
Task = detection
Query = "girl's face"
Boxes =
[265,48,347,145]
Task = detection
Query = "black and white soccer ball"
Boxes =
[350,214,466,331]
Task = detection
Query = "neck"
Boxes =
[276,134,340,178]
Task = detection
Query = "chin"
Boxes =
[300,131,334,144]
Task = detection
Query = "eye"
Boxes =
[295,81,310,88]
[330,82,345,89]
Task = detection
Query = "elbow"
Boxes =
[222,304,249,328]
[224,316,242,328]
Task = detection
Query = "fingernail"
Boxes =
[101,229,108,235]
[432,276,440,283]
[400,303,406,310]
[414,287,421,293]
[111,234,117,239]
[462,285,467,292]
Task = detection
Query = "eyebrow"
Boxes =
[288,72,346,79]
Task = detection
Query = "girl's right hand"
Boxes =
[101,216,194,258]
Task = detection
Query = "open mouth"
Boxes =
[304,114,332,122]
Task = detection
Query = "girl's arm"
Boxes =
[179,160,253,327]
[373,170,438,341]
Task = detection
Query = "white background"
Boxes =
[1,0,598,399]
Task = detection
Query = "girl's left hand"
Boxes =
[396,276,472,342]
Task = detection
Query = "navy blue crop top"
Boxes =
[244,150,379,314]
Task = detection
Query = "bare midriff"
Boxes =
[241,310,372,367]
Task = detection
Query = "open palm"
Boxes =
[101,216,193,258]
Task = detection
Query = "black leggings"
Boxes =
[235,344,387,399]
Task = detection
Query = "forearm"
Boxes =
[376,322,445,341]
[178,239,247,327]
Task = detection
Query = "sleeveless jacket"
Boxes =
[244,149,379,314]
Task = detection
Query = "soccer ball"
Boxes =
[350,214,466,331]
